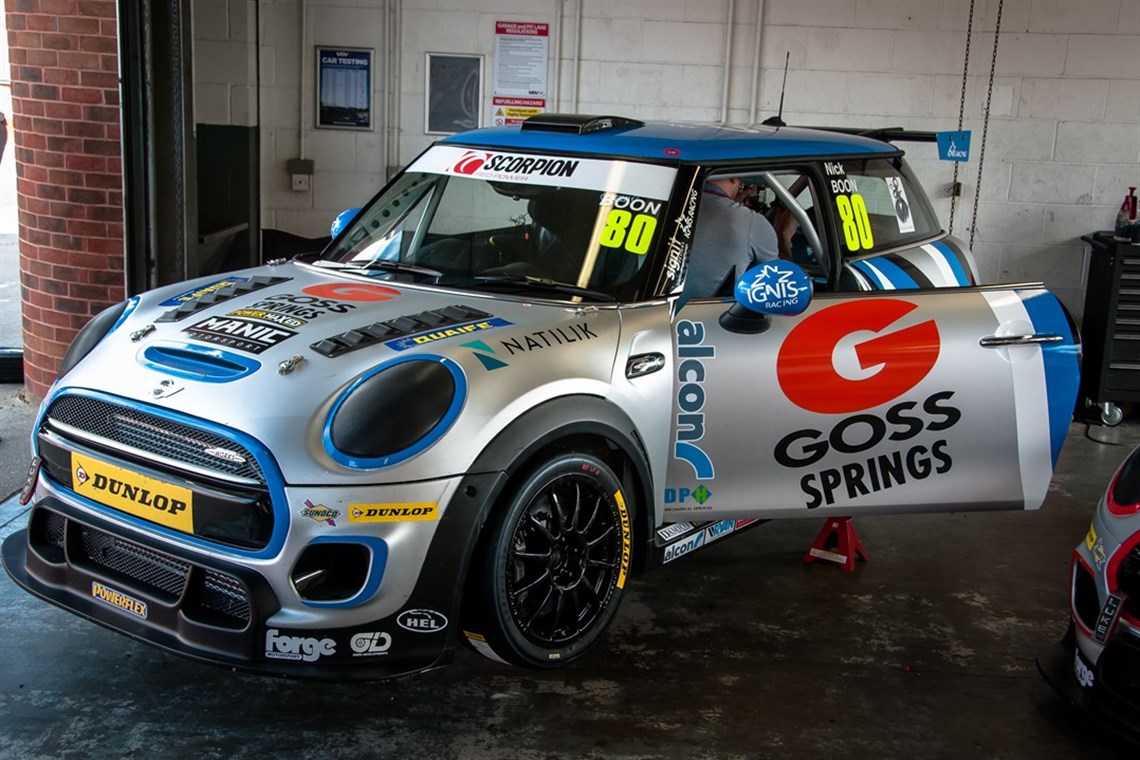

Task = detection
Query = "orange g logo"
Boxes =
[777,299,940,414]
[302,283,401,302]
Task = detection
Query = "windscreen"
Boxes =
[324,145,677,301]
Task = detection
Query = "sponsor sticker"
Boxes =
[656,522,693,542]
[1094,594,1123,643]
[159,277,250,307]
[397,609,449,634]
[1092,537,1107,570]
[349,631,392,657]
[385,317,512,352]
[463,630,510,664]
[1085,522,1097,550]
[664,484,712,507]
[1073,649,1095,689]
[615,490,631,589]
[673,319,715,481]
[184,316,297,354]
[302,283,401,302]
[663,531,705,563]
[300,499,340,526]
[91,581,148,619]
[72,452,193,533]
[348,503,438,523]
[227,307,307,329]
[265,628,337,663]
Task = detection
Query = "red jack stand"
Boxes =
[803,517,868,573]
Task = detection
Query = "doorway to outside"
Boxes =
[0,9,22,383]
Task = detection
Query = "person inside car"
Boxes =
[683,175,796,300]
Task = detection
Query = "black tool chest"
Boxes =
[1080,231,1140,425]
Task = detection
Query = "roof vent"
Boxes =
[521,113,643,135]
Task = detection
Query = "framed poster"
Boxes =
[316,46,373,129]
[425,53,483,135]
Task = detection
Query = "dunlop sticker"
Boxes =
[72,452,193,533]
[348,503,438,523]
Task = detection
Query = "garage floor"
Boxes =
[0,383,1135,759]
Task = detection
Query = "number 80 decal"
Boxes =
[835,194,874,252]
[599,210,657,255]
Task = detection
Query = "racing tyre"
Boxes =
[470,453,632,667]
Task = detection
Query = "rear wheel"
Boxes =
[468,453,632,667]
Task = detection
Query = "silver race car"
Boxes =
[3,114,1081,678]
[1040,446,1140,743]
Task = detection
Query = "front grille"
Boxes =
[78,527,190,599]
[39,393,276,550]
[1100,634,1140,709]
[32,507,252,628]
[1073,559,1101,632]
[46,395,264,484]
[1118,543,1140,620]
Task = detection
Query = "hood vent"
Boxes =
[311,304,495,358]
[155,276,292,322]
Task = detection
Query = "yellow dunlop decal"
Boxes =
[615,490,631,589]
[348,503,438,523]
[91,581,148,619]
[1086,522,1097,551]
[72,452,193,533]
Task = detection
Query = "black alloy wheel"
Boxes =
[471,452,631,667]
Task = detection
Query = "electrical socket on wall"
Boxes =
[286,158,314,193]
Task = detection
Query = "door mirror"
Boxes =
[720,261,813,333]
[331,207,362,238]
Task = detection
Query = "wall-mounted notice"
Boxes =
[492,21,548,126]
[316,47,372,129]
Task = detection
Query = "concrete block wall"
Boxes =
[5,0,124,400]
[193,0,258,127]
[255,0,1139,321]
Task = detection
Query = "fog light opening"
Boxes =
[291,542,371,602]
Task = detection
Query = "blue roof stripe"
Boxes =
[441,122,896,163]
[931,240,971,286]
[861,256,919,289]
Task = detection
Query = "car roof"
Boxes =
[440,118,898,163]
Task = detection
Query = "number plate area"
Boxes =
[70,451,194,533]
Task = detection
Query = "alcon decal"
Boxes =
[673,320,715,480]
[774,299,960,509]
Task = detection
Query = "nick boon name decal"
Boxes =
[774,299,959,508]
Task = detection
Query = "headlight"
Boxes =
[325,356,466,468]
[57,299,135,377]
[1108,446,1140,516]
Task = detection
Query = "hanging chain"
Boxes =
[969,0,1004,251]
[948,0,975,235]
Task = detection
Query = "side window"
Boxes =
[821,158,940,255]
[745,170,828,282]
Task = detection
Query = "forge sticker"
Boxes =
[774,299,960,509]
[184,316,297,354]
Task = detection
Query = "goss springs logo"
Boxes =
[453,151,489,175]
[774,299,961,509]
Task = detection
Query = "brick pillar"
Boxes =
[6,0,124,400]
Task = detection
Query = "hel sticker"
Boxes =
[348,503,438,523]
[71,452,193,533]
[615,490,631,589]
[886,177,915,234]
[91,581,148,619]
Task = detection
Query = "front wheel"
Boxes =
[467,453,633,667]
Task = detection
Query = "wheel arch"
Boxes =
[465,394,656,577]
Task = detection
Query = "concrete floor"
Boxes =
[0,382,1136,759]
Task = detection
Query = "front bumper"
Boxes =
[1,477,502,679]
[1037,624,1140,746]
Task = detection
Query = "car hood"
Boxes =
[48,262,621,483]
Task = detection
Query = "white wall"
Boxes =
[257,0,1140,319]
[194,0,259,127]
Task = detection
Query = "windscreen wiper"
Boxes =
[313,259,443,279]
[467,275,615,302]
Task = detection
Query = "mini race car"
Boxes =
[1039,446,1140,743]
[3,114,1081,678]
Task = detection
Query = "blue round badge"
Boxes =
[734,261,813,316]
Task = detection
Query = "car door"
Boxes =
[663,285,1079,521]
